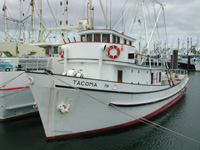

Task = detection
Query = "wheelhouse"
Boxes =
[79,29,136,46]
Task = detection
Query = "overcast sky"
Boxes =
[0,0,199,49]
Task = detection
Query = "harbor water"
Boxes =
[0,72,200,150]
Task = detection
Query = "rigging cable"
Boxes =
[113,0,133,30]
[111,0,129,28]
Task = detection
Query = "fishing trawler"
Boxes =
[26,0,189,140]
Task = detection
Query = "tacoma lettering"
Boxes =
[73,80,97,87]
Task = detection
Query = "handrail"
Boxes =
[0,57,52,72]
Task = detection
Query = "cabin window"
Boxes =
[129,41,132,46]
[54,47,58,54]
[94,34,101,42]
[112,35,116,43]
[87,34,92,42]
[81,35,85,42]
[128,53,134,59]
[118,70,123,83]
[124,39,127,44]
[116,37,120,44]
[102,34,110,42]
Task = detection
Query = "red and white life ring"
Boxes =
[107,45,120,59]
[59,47,64,58]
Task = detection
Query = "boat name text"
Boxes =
[73,80,97,87]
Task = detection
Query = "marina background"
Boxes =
[0,71,199,150]
[0,0,199,47]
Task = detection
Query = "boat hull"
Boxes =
[195,59,200,72]
[0,71,38,121]
[27,72,189,140]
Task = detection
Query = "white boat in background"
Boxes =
[0,0,73,121]
[194,58,200,72]
[26,0,189,140]
[0,55,64,121]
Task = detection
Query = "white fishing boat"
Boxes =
[26,1,189,140]
[0,0,64,121]
[0,55,55,121]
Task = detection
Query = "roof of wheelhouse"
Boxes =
[78,29,136,43]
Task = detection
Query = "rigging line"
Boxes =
[22,4,31,36]
[0,83,30,109]
[7,0,16,22]
[127,0,139,35]
[113,0,132,30]
[111,0,129,26]
[0,72,25,88]
[162,7,168,50]
[123,0,136,34]
[143,0,161,48]
[112,0,130,21]
[45,71,200,147]
[153,0,163,5]
[128,0,140,36]
[151,1,159,43]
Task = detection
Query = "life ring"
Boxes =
[107,45,120,59]
[58,47,64,58]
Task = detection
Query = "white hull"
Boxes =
[0,57,63,121]
[0,71,37,121]
[27,72,188,139]
[194,59,200,72]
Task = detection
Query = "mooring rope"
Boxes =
[45,71,200,147]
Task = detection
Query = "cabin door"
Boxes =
[151,73,154,84]
[118,70,123,82]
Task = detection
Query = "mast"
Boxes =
[88,0,92,28]
[145,4,163,69]
[187,38,189,55]
[19,0,22,41]
[3,0,8,40]
[38,0,42,42]
[62,0,67,40]
[145,4,163,53]
[138,0,142,53]
[110,0,111,29]
[38,0,91,43]
[99,0,110,29]
[142,0,148,52]
[178,38,180,52]
[31,0,35,42]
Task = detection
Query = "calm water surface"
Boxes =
[0,72,200,150]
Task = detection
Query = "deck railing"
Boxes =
[0,57,52,72]
[166,69,187,75]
